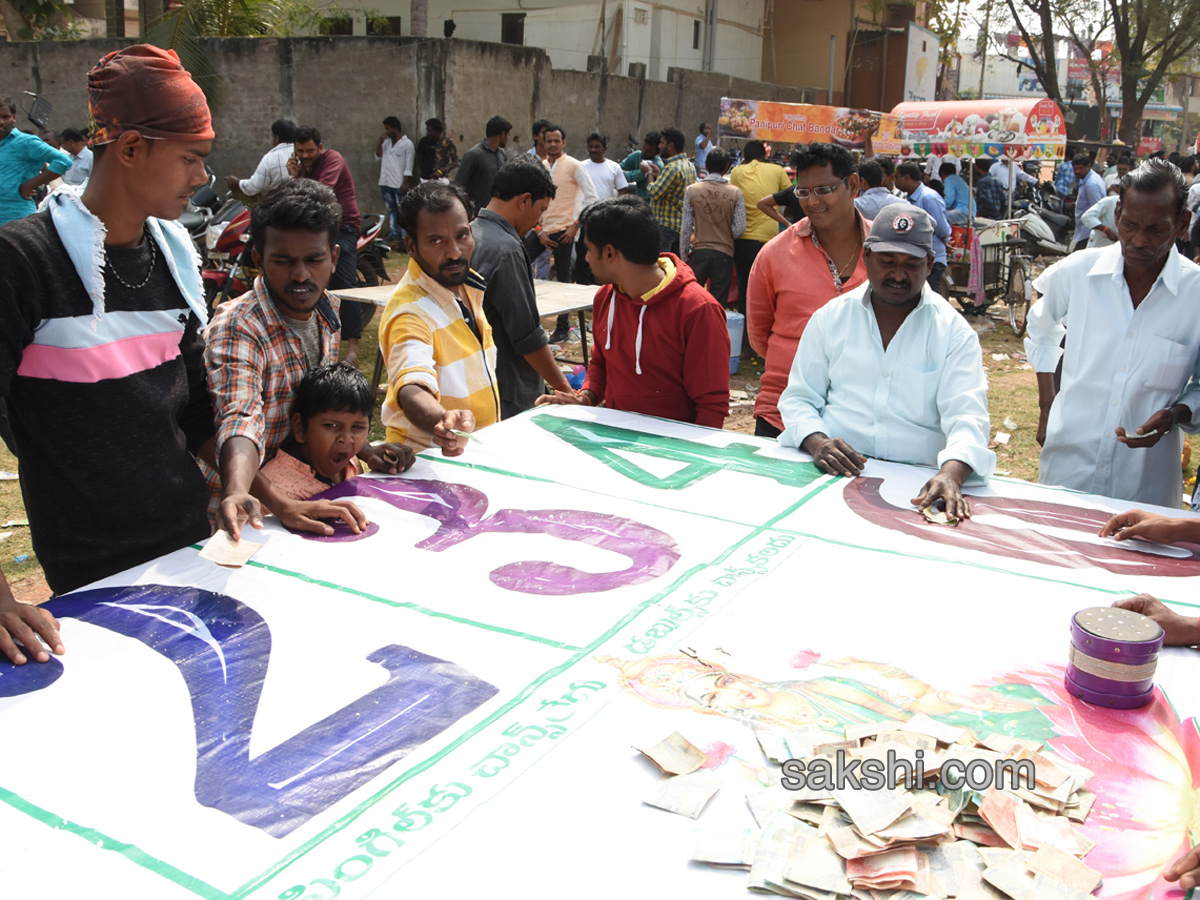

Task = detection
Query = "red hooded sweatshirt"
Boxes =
[582,254,730,428]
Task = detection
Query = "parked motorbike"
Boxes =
[202,196,252,313]
[1014,203,1074,257]
[355,213,391,287]
[181,168,221,249]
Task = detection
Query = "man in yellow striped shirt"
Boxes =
[379,182,500,455]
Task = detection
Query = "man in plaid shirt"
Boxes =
[647,127,697,254]
[206,180,412,535]
[973,159,1006,220]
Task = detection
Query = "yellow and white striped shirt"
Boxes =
[380,259,500,450]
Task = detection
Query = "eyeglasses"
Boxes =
[794,175,851,200]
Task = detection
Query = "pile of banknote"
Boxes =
[637,713,1104,899]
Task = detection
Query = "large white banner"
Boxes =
[904,22,941,103]
[1,406,1196,899]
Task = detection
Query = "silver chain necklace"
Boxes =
[105,227,157,290]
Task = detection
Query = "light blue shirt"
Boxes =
[943,173,973,218]
[62,146,93,186]
[778,280,995,478]
[907,183,951,265]
[1073,170,1106,244]
[855,187,899,221]
[0,128,72,224]
[694,133,714,169]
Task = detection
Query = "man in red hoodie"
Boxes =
[536,195,730,427]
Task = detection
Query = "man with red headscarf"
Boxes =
[0,45,264,666]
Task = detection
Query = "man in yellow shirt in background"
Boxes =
[729,140,792,323]
[379,182,499,456]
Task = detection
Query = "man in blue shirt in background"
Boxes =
[0,95,72,225]
[895,161,951,294]
[940,162,973,225]
[1072,152,1106,252]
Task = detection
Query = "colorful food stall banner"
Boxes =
[890,98,1067,161]
[719,98,902,153]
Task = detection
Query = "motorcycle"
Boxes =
[201,196,252,314]
[1014,202,1074,257]
[181,167,221,249]
[355,213,391,288]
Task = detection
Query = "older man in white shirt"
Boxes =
[1026,159,1200,509]
[778,203,995,519]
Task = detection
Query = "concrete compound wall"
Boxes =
[0,36,814,218]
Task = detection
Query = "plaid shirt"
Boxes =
[1054,161,1076,198]
[975,173,1006,220]
[380,259,499,451]
[201,277,342,514]
[647,153,697,232]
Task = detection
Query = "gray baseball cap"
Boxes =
[863,203,935,258]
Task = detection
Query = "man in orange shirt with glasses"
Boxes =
[746,142,870,438]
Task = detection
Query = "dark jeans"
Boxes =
[0,398,15,458]
[927,261,946,296]
[573,235,594,285]
[658,224,680,255]
[733,238,766,317]
[333,226,361,340]
[754,417,782,439]
[687,248,734,306]
[380,186,403,241]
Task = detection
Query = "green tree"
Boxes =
[142,0,384,106]
[994,0,1200,146]
[1107,0,1200,146]
[0,0,79,39]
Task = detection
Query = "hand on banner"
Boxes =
[360,442,416,475]
[536,388,588,408]
[0,593,63,665]
[802,434,866,477]
[219,491,265,542]
[1099,508,1192,543]
[911,460,973,520]
[1112,595,1199,647]
[1166,844,1200,890]
[277,498,368,536]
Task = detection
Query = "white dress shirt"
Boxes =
[1025,244,1200,508]
[778,281,995,479]
[62,146,92,186]
[377,135,415,188]
[581,158,630,201]
[989,160,1037,193]
[1081,195,1118,248]
[239,142,293,196]
[1187,180,1200,232]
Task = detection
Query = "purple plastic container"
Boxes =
[1065,607,1164,709]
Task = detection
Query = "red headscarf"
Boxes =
[87,45,215,147]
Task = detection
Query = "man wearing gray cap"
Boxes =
[777,203,994,519]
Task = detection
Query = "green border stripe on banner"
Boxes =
[0,786,228,900]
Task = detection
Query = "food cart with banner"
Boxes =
[718,98,903,155]
[889,98,1068,335]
